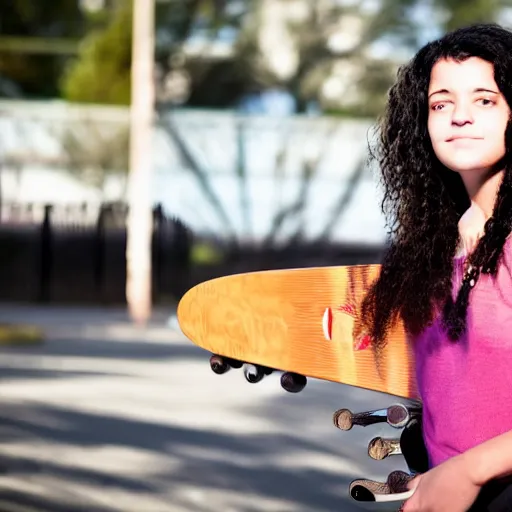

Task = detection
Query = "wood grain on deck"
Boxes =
[177,265,417,399]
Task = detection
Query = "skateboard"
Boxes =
[178,264,512,509]
[177,264,418,399]
[177,264,427,506]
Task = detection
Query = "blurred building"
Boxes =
[0,100,387,247]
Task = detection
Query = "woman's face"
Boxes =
[427,57,510,177]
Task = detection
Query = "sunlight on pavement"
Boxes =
[0,307,404,511]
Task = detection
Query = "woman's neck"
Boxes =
[459,168,504,220]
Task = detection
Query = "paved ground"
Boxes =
[0,305,412,512]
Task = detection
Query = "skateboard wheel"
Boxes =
[368,437,388,460]
[349,470,412,502]
[333,408,353,430]
[225,358,243,369]
[386,470,412,490]
[209,355,230,375]
[350,484,375,502]
[280,372,307,393]
[387,403,410,428]
[368,436,401,460]
[243,364,265,383]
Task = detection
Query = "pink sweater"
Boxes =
[413,238,512,468]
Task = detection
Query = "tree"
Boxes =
[371,0,508,50]
[59,0,243,105]
[153,0,255,107]
[60,1,133,105]
[0,0,87,98]
[229,0,401,115]
[5,0,509,109]
[436,0,502,31]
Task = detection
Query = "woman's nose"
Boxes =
[451,103,473,126]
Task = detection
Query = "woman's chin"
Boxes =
[444,161,500,175]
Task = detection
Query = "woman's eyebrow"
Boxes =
[428,87,499,99]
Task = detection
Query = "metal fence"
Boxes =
[0,201,192,305]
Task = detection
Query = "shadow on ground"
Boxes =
[0,307,407,512]
[0,405,378,511]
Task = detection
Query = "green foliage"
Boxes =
[191,242,224,265]
[60,2,133,105]
[0,0,86,98]
[1,0,510,108]
[437,0,501,31]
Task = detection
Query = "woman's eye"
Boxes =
[478,98,495,106]
[431,103,445,111]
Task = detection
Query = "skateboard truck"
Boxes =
[208,354,308,392]
[207,356,424,505]
[333,403,421,430]
[242,367,307,392]
[339,403,427,505]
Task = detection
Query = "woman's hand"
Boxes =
[400,453,481,512]
[458,200,486,255]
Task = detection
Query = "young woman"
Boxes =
[360,23,512,511]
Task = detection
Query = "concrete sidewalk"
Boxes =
[0,305,410,511]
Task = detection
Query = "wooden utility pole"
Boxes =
[126,0,155,324]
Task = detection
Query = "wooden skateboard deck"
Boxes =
[177,264,418,399]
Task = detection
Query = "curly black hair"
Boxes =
[362,23,512,351]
